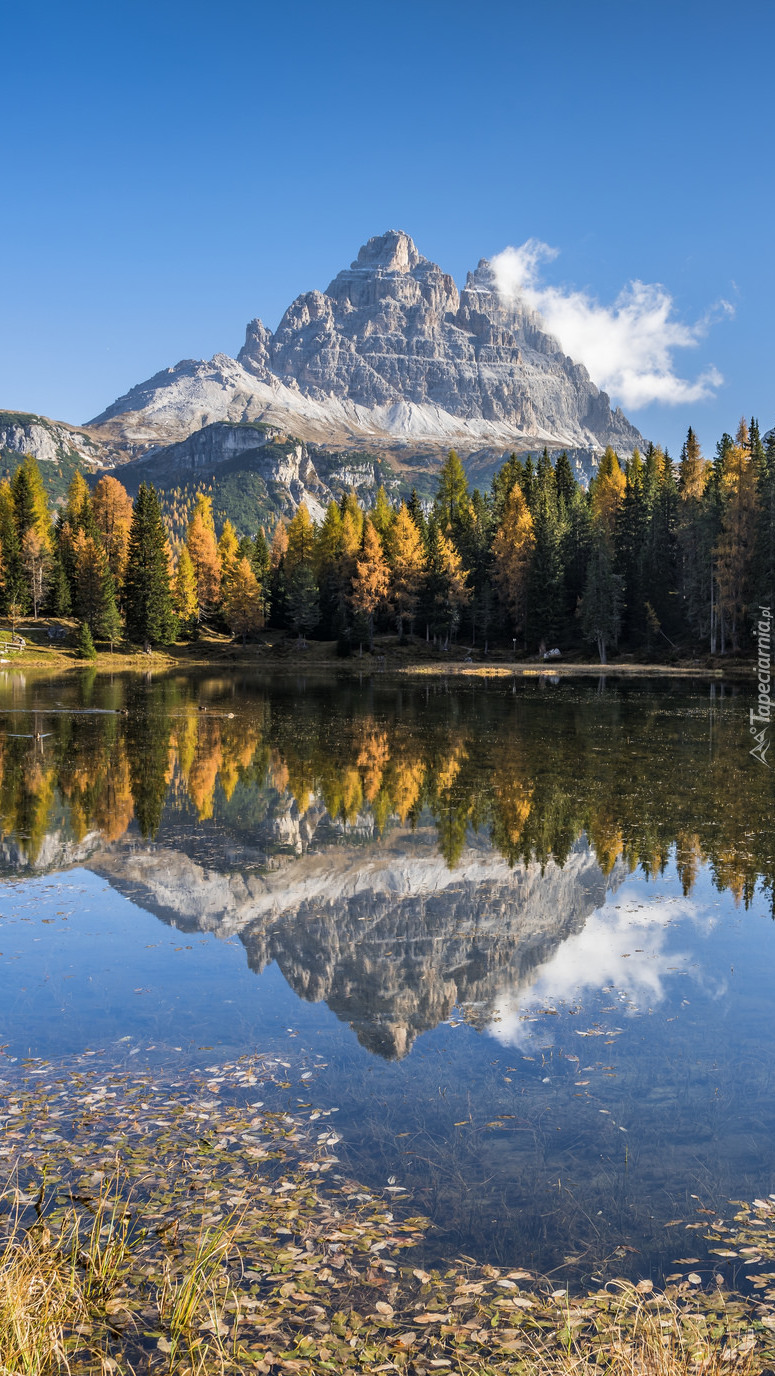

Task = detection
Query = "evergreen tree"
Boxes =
[11,455,51,549]
[46,551,72,616]
[528,453,565,648]
[407,489,428,544]
[616,451,647,643]
[433,450,469,538]
[124,484,178,647]
[581,534,624,664]
[269,520,288,629]
[76,621,97,660]
[73,532,118,637]
[251,527,271,624]
[0,480,26,613]
[677,428,710,644]
[715,431,758,651]
[752,429,775,621]
[286,564,321,641]
[555,451,576,512]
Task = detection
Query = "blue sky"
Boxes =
[2,0,773,457]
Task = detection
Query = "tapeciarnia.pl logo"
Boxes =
[750,605,772,767]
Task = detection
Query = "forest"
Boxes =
[0,417,772,661]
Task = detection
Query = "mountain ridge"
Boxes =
[89,230,645,467]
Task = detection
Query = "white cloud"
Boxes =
[489,241,733,410]
[486,886,724,1051]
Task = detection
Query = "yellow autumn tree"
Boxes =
[217,519,240,595]
[92,475,133,589]
[173,546,199,628]
[590,447,626,543]
[286,503,316,574]
[223,556,264,643]
[186,494,221,620]
[389,502,425,637]
[351,519,390,650]
[492,483,534,639]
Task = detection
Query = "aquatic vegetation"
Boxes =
[1,1048,773,1374]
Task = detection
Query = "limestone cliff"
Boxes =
[89,231,645,475]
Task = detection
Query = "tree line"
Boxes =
[1,415,773,658]
[1,675,771,908]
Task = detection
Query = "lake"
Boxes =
[1,667,774,1289]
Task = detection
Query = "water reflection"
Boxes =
[0,671,771,1059]
[0,672,772,899]
[1,670,774,1281]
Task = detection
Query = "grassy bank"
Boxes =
[2,1051,774,1375]
[0,618,752,679]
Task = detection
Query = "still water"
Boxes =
[0,668,774,1286]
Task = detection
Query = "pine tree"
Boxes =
[46,552,72,616]
[72,532,122,645]
[616,451,647,643]
[528,454,565,648]
[0,480,26,613]
[11,455,52,550]
[581,534,624,664]
[555,452,576,511]
[286,564,320,641]
[715,434,758,651]
[76,621,97,660]
[407,489,428,544]
[251,527,271,623]
[124,484,178,648]
[433,450,469,541]
[753,429,775,621]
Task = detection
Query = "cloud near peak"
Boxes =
[489,240,733,410]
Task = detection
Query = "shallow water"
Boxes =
[0,668,773,1285]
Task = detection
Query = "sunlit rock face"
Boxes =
[92,821,623,1059]
[89,231,643,467]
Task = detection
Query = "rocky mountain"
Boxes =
[0,409,107,503]
[93,828,620,1060]
[89,231,645,475]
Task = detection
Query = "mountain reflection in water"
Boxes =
[3,669,775,1281]
[0,670,770,1059]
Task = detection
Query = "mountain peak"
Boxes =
[351,229,421,274]
[91,230,646,466]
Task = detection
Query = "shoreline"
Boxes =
[1,1045,772,1373]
